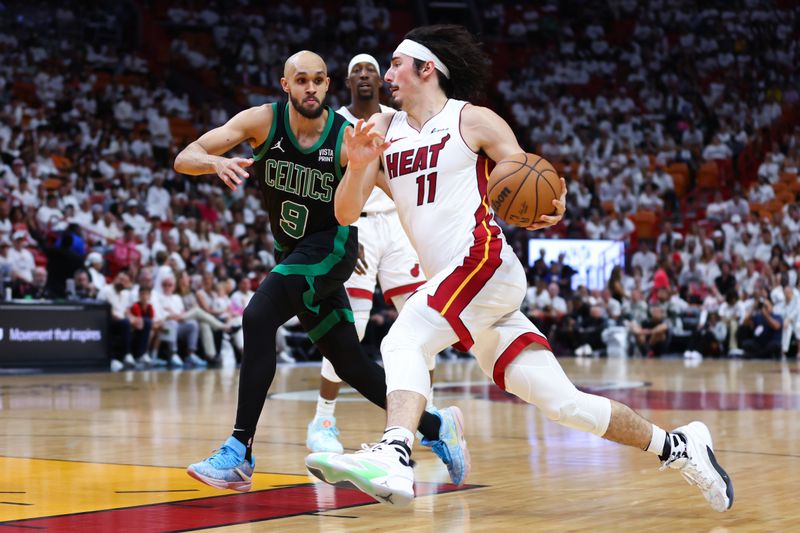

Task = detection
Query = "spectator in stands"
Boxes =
[13,266,52,300]
[98,271,134,371]
[85,252,108,292]
[684,311,727,359]
[615,184,637,214]
[741,297,783,358]
[702,135,733,161]
[777,284,800,357]
[632,241,657,279]
[655,221,682,251]
[128,286,158,366]
[113,224,142,270]
[29,227,85,299]
[584,209,606,240]
[705,192,729,222]
[608,266,625,303]
[154,273,202,367]
[637,182,663,213]
[749,176,776,204]
[0,238,11,287]
[8,230,35,283]
[176,270,228,365]
[36,193,62,229]
[630,305,670,357]
[122,199,150,237]
[70,268,97,300]
[727,192,750,220]
[605,209,635,241]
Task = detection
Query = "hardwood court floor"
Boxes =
[1,357,798,531]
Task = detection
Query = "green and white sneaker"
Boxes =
[306,439,414,506]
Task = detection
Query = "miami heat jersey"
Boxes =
[381,99,503,278]
[337,104,397,214]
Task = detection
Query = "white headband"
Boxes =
[348,53,381,76]
[394,39,450,79]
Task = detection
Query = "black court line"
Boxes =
[0,492,25,494]
[0,454,307,479]
[0,523,43,529]
[0,485,319,527]
[308,513,359,518]
[715,448,800,459]
[115,489,200,494]
[0,502,32,506]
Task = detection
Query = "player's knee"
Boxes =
[540,393,610,436]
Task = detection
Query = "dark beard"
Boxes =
[289,94,324,119]
[356,90,374,101]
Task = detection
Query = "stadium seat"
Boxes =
[697,161,720,190]
[631,210,660,240]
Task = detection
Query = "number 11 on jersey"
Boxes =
[416,172,438,206]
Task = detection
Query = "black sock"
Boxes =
[418,411,442,441]
[232,431,254,461]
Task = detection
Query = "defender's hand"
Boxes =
[354,243,368,275]
[344,120,391,170]
[214,157,253,191]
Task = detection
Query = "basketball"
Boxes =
[487,153,560,227]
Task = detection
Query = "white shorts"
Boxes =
[344,210,425,304]
[387,243,550,391]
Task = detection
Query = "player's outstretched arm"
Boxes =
[461,105,567,230]
[335,117,391,225]
[174,105,273,190]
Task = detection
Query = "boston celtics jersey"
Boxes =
[252,102,348,250]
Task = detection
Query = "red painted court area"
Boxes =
[0,482,478,532]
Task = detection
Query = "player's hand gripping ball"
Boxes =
[487,153,566,230]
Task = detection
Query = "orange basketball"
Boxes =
[487,153,560,227]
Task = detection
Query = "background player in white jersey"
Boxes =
[306,25,734,512]
[307,53,428,454]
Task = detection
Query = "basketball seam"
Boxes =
[503,155,542,222]
[540,171,559,215]
[486,160,526,199]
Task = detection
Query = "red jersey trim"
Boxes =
[427,156,502,350]
[383,282,426,303]
[493,332,552,391]
[346,288,374,301]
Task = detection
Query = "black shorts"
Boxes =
[271,225,358,342]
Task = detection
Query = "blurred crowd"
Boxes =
[1,0,799,370]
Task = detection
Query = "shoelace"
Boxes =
[319,425,340,439]
[659,440,714,490]
[207,446,243,469]
[356,442,385,454]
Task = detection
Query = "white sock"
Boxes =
[382,426,415,449]
[315,396,336,419]
[646,424,668,456]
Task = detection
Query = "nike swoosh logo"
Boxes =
[389,137,406,143]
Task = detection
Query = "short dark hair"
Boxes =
[404,25,490,101]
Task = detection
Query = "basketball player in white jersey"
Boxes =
[306,26,734,512]
[306,53,428,453]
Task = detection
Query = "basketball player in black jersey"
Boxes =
[174,51,465,491]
